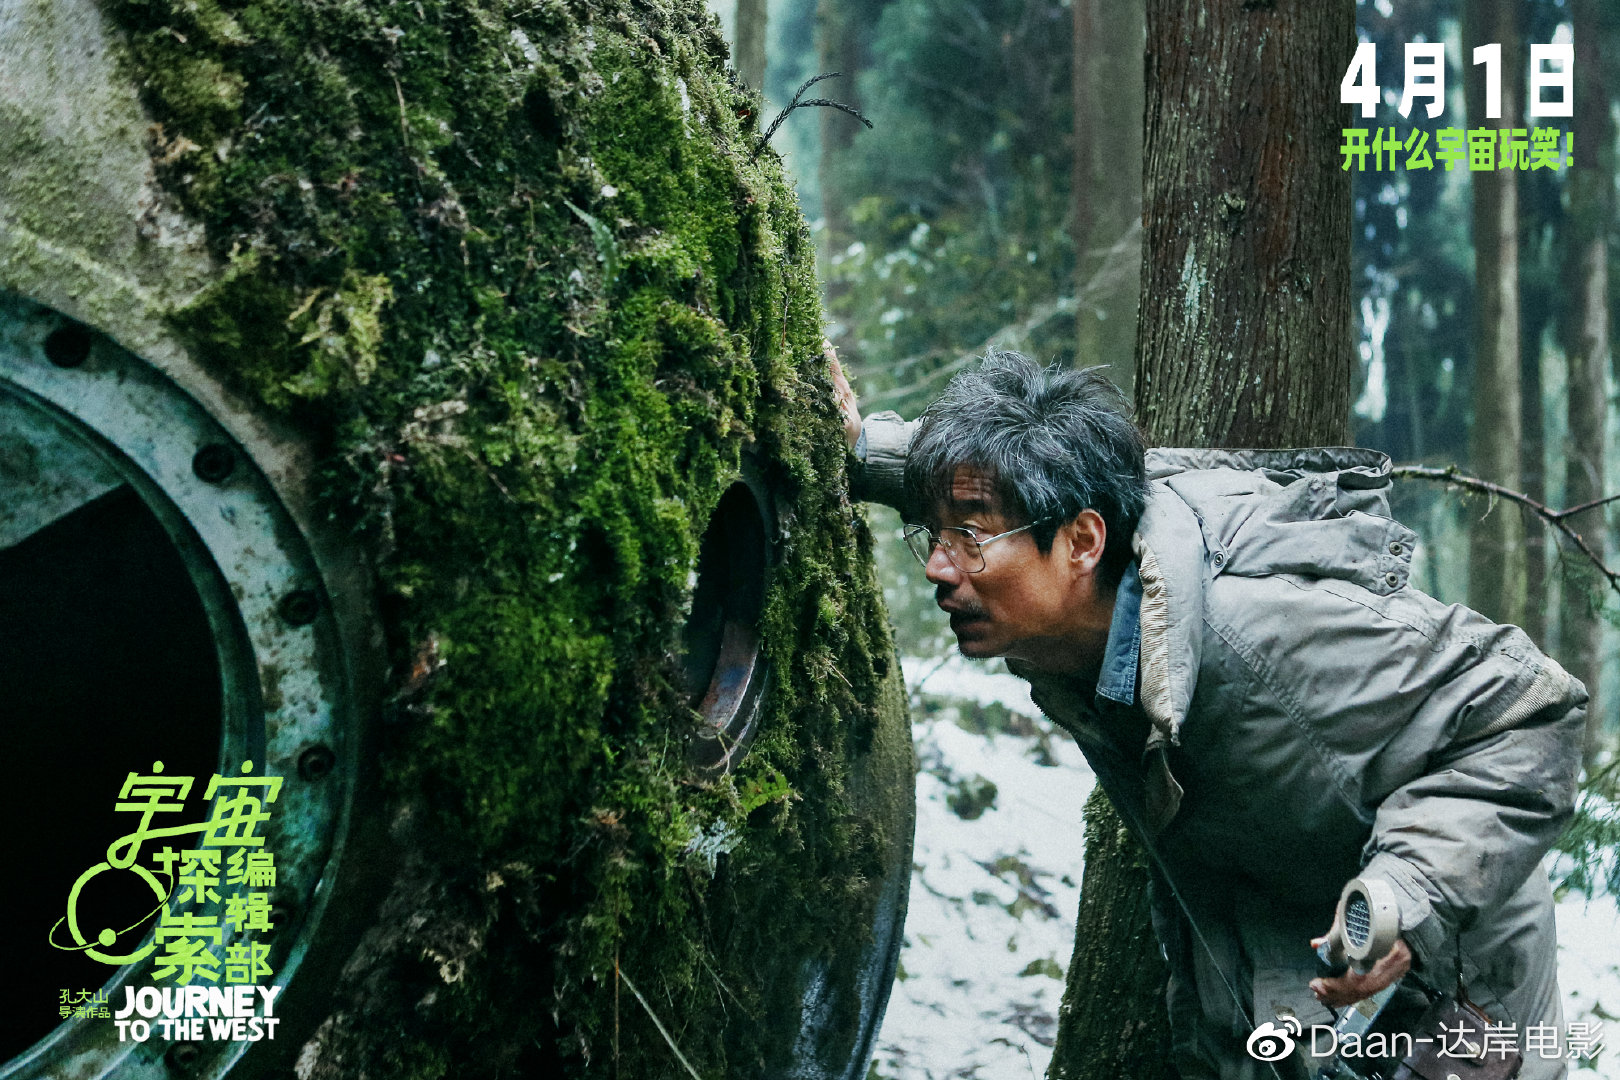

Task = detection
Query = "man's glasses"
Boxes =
[901,518,1057,574]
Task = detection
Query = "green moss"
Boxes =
[96,0,908,1075]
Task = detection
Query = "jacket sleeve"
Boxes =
[1358,650,1586,972]
[850,410,917,511]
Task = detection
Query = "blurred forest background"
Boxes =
[704,0,1620,1071]
[709,0,1620,858]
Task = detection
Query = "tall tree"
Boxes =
[1465,0,1527,627]
[815,0,873,290]
[1520,165,1560,648]
[821,0,1075,409]
[1072,0,1145,394]
[1560,0,1612,763]
[1071,0,1094,280]
[1516,0,1575,652]
[1519,265,1549,644]
[1050,2,1354,1077]
[734,0,767,92]
[1132,9,1354,443]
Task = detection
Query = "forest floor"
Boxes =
[869,655,1620,1080]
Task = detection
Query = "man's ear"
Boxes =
[1065,510,1107,575]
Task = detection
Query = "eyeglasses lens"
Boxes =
[903,527,984,572]
[903,527,933,566]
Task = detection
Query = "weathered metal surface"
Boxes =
[687,471,774,772]
[0,393,122,550]
[0,0,914,1073]
[0,294,360,1080]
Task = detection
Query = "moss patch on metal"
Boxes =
[94,0,908,1074]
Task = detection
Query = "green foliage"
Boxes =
[1553,783,1620,900]
[1018,956,1063,979]
[823,0,1082,415]
[945,774,998,820]
[832,182,1075,412]
[736,765,792,813]
[98,0,906,1074]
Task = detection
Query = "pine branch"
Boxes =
[751,72,871,160]
[1392,464,1620,596]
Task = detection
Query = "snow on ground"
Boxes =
[1557,895,1620,1077]
[872,655,1620,1080]
[870,657,1093,1080]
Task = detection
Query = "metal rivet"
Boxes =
[279,589,320,626]
[191,443,236,484]
[44,324,92,368]
[298,744,336,781]
[165,1041,203,1072]
[1212,552,1225,567]
[1389,541,1403,556]
[1385,571,1400,588]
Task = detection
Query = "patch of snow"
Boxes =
[872,659,1091,1079]
[1557,892,1620,1077]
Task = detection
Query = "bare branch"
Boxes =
[1552,491,1620,522]
[752,72,870,160]
[1393,464,1620,597]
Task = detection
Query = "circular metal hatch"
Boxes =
[0,292,362,1080]
[682,468,773,772]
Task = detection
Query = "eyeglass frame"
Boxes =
[901,516,1061,574]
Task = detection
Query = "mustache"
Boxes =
[936,588,987,619]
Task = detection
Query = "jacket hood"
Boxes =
[1134,447,1418,747]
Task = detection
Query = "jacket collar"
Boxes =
[1096,563,1143,707]
[1133,484,1207,747]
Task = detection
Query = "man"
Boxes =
[831,349,1586,1080]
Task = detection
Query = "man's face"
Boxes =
[922,467,1083,663]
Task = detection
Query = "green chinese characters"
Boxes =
[51,760,282,985]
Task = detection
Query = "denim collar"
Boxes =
[1095,561,1141,707]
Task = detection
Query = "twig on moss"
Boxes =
[618,968,703,1080]
[1392,464,1620,597]
[392,73,409,150]
[752,72,871,160]
[698,951,744,1017]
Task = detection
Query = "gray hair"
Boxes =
[904,350,1147,584]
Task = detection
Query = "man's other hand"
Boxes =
[1308,935,1412,1009]
[826,340,861,452]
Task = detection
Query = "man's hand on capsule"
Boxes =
[1308,935,1411,1009]
[825,340,861,453]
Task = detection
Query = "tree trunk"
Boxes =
[1520,294,1547,645]
[1134,5,1354,446]
[1054,2,1355,1076]
[816,0,873,244]
[816,0,868,320]
[1465,0,1527,627]
[1050,787,1173,1078]
[734,0,767,93]
[1518,163,1558,647]
[1560,0,1612,766]
[1072,0,1144,397]
[1071,0,1095,318]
